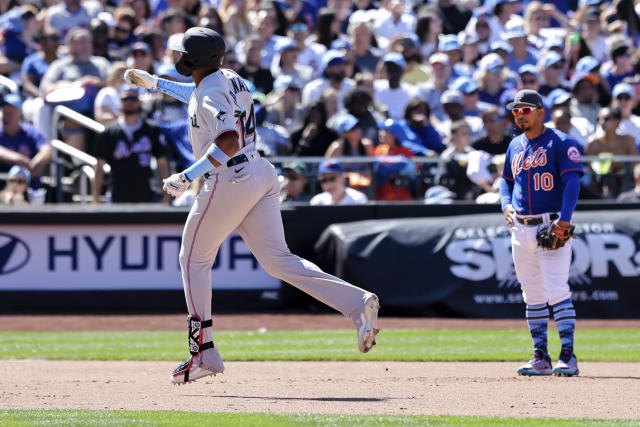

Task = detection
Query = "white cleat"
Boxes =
[171,348,225,385]
[354,294,380,353]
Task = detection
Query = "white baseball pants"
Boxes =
[178,153,373,343]
[510,213,572,306]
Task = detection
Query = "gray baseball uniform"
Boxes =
[178,69,375,345]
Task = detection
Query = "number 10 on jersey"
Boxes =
[533,172,553,191]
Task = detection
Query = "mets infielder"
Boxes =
[124,27,379,384]
[500,90,583,377]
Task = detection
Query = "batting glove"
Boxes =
[163,173,190,197]
[124,69,158,90]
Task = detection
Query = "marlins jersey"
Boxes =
[502,127,584,215]
[187,69,256,160]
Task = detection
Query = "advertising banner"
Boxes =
[0,225,280,291]
[315,211,640,317]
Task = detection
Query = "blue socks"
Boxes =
[552,298,576,361]
[526,303,549,354]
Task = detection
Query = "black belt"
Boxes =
[516,213,558,226]
[204,154,249,179]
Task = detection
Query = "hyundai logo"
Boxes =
[0,232,30,275]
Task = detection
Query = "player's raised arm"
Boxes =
[123,68,196,104]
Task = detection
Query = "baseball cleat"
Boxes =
[171,348,225,385]
[354,294,380,353]
[517,349,553,376]
[553,351,579,377]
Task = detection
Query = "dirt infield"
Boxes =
[1,314,639,419]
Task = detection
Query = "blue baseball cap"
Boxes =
[546,88,572,107]
[472,6,492,18]
[320,49,346,76]
[273,75,299,91]
[383,52,407,69]
[490,40,513,54]
[8,165,30,185]
[613,82,633,98]
[330,38,351,50]
[452,76,479,94]
[544,37,564,51]
[1,93,22,110]
[441,89,464,105]
[576,56,600,73]
[379,118,417,143]
[132,41,151,53]
[318,160,343,175]
[518,64,540,78]
[275,37,298,53]
[539,51,564,69]
[119,83,142,95]
[335,114,359,135]
[438,34,461,52]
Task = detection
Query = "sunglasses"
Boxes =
[549,62,564,70]
[116,26,131,34]
[7,178,26,184]
[521,78,537,84]
[121,96,139,102]
[319,175,339,184]
[489,66,503,73]
[291,24,308,32]
[285,173,301,181]
[617,94,632,101]
[476,22,489,29]
[511,106,538,116]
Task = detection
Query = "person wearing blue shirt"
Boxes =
[21,26,62,98]
[500,89,582,378]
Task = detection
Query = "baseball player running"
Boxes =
[500,90,583,377]
[124,27,379,384]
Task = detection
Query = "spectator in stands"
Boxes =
[466,150,503,203]
[279,161,311,203]
[585,107,637,198]
[343,88,382,145]
[313,8,340,50]
[452,76,491,118]
[374,52,417,120]
[436,89,484,143]
[220,49,241,74]
[219,0,252,46]
[0,5,38,75]
[390,33,427,86]
[505,19,538,72]
[287,17,326,75]
[438,119,476,200]
[417,52,451,122]
[403,97,445,155]
[291,102,338,156]
[270,38,313,88]
[570,71,601,127]
[302,50,355,112]
[489,40,513,70]
[617,163,640,202]
[421,0,471,36]
[94,61,128,125]
[471,106,513,155]
[523,1,572,51]
[123,0,151,28]
[348,19,380,75]
[325,113,374,158]
[438,34,463,78]
[21,26,61,99]
[517,64,542,92]
[45,0,93,40]
[92,85,170,204]
[236,9,287,69]
[264,75,305,134]
[374,118,416,201]
[310,160,368,205]
[0,165,30,205]
[108,7,138,61]
[89,18,112,62]
[538,51,568,96]
[580,7,607,63]
[415,10,442,60]
[0,94,51,180]
[464,7,492,56]
[612,83,640,152]
[603,36,636,92]
[159,8,189,39]
[253,94,290,156]
[238,35,275,95]
[129,41,155,75]
[546,88,593,149]
[372,0,417,50]
[477,53,513,106]
[196,6,225,36]
[456,31,480,78]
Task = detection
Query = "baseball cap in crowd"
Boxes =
[576,56,600,73]
[97,11,115,27]
[8,165,30,185]
[399,32,420,47]
[441,89,464,105]
[505,19,526,39]
[539,51,564,69]
[579,0,604,6]
[283,161,307,176]
[424,185,455,204]
[518,64,540,78]
[429,52,450,66]
[570,71,599,89]
[452,76,479,94]
[1,93,22,110]
[544,36,565,51]
[320,49,346,75]
[273,75,299,91]
[613,82,634,98]
[546,88,572,108]
[335,113,359,135]
[506,89,545,110]
[318,160,344,175]
[490,40,513,54]
[378,118,417,143]
[132,41,151,54]
[458,31,479,46]
[583,7,600,22]
[275,37,298,53]
[383,52,407,69]
[438,34,461,52]
[330,38,351,50]
[119,83,142,96]
[472,6,492,18]
[479,53,504,72]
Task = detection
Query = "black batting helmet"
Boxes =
[174,27,226,77]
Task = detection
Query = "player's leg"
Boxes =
[511,223,552,375]
[172,174,253,384]
[237,160,379,353]
[537,243,578,376]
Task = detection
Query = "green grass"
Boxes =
[1,410,638,427]
[1,329,639,362]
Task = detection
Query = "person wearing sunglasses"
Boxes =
[279,161,311,203]
[612,83,640,152]
[21,26,62,99]
[500,89,583,377]
[0,165,31,205]
[538,51,568,97]
[602,39,635,90]
[310,160,367,205]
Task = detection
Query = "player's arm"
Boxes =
[558,141,584,225]
[123,69,195,104]
[500,147,515,225]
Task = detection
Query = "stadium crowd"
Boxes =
[1,0,640,205]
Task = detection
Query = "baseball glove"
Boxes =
[536,221,575,250]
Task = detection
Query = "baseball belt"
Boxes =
[516,213,559,226]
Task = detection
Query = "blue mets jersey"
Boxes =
[502,127,583,215]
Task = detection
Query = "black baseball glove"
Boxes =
[536,221,575,250]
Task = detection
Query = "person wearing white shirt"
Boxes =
[310,160,368,205]
[374,52,417,120]
[302,50,355,111]
[612,83,640,152]
[372,0,416,50]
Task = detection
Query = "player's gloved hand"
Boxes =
[124,69,158,90]
[536,220,575,250]
[163,173,190,197]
